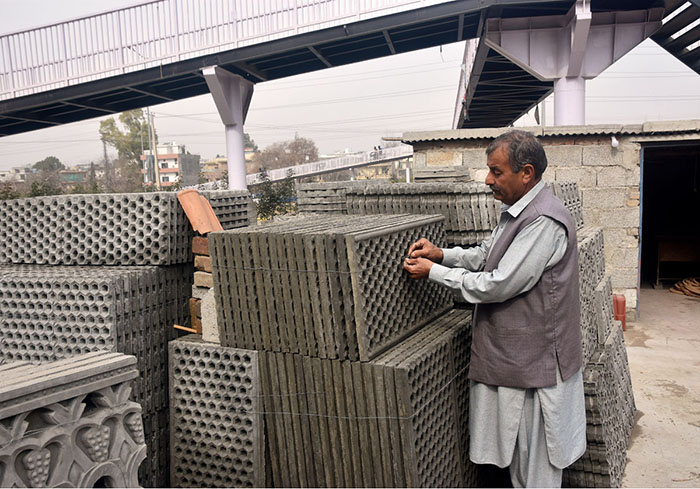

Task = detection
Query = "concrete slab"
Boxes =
[622,287,700,487]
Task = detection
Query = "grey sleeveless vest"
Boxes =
[468,185,582,388]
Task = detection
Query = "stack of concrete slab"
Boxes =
[0,264,192,487]
[209,214,453,361]
[168,308,477,488]
[344,183,499,246]
[260,308,476,487]
[549,181,585,230]
[413,166,472,182]
[563,324,635,488]
[0,193,192,265]
[199,189,257,230]
[577,227,607,364]
[0,352,146,488]
[169,336,264,488]
[563,225,636,488]
[296,181,383,214]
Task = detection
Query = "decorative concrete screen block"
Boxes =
[563,324,636,488]
[0,193,194,265]
[169,337,263,488]
[344,182,499,246]
[198,189,257,229]
[210,214,453,361]
[0,352,146,488]
[549,181,585,230]
[260,308,476,488]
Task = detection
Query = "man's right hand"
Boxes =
[407,238,443,263]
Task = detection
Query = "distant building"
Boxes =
[58,169,88,189]
[0,166,33,183]
[200,157,228,182]
[141,143,200,188]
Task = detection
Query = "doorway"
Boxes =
[640,142,700,289]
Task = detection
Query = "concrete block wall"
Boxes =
[409,133,642,316]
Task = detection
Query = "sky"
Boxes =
[1,1,700,172]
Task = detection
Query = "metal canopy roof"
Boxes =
[0,0,692,137]
[456,0,700,129]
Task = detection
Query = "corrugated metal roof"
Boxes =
[402,120,700,143]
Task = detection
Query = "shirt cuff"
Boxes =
[440,248,462,267]
[428,262,452,285]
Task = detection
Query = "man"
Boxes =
[403,130,586,488]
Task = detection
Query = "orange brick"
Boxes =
[189,297,202,318]
[194,255,212,273]
[192,236,209,256]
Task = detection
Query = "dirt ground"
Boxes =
[621,286,700,487]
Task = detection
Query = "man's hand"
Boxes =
[406,238,444,263]
[403,257,434,280]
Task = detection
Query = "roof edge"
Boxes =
[402,120,700,143]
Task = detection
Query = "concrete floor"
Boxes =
[621,286,700,487]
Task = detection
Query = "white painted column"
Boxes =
[553,76,585,126]
[203,66,254,190]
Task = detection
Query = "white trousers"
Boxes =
[509,388,563,488]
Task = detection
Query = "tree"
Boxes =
[99,109,152,163]
[0,182,20,200]
[111,158,144,193]
[33,156,64,172]
[255,168,297,220]
[27,173,62,197]
[248,135,318,174]
[244,132,259,152]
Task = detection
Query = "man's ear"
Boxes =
[521,163,535,184]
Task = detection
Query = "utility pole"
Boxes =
[102,139,112,191]
[148,108,160,189]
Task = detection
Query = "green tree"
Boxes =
[244,132,259,152]
[255,168,296,220]
[99,109,152,163]
[0,182,20,200]
[33,156,64,172]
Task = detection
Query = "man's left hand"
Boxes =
[403,257,434,280]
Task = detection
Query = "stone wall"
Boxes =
[409,131,643,316]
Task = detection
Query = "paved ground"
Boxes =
[622,287,700,487]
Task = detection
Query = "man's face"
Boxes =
[484,145,531,205]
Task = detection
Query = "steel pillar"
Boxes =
[203,66,254,190]
[483,1,663,126]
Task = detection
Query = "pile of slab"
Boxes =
[0,352,146,488]
[563,226,636,487]
[295,181,383,214]
[171,213,487,487]
[209,214,453,361]
[199,189,257,230]
[0,191,255,265]
[296,181,499,246]
[170,308,478,488]
[0,264,191,486]
[0,190,257,486]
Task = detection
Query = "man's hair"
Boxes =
[485,130,547,178]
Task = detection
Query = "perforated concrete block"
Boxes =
[260,308,476,488]
[0,352,146,488]
[169,337,263,488]
[0,263,191,486]
[0,193,194,265]
[563,324,635,488]
[199,190,256,229]
[210,214,453,361]
[549,181,585,230]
